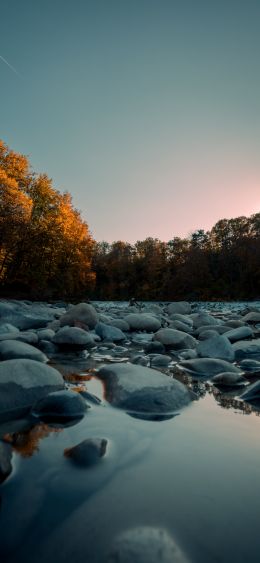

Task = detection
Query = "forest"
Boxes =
[0,139,259,301]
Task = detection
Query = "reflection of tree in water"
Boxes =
[3,423,62,458]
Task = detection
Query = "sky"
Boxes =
[0,0,259,243]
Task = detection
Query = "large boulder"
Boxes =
[97,362,193,414]
[106,526,189,563]
[191,313,219,329]
[124,314,161,332]
[59,303,98,329]
[242,311,260,324]
[0,340,47,362]
[154,328,197,350]
[167,302,191,315]
[53,326,96,349]
[178,358,242,377]
[0,359,64,421]
[196,335,235,361]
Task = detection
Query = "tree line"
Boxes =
[1,139,259,300]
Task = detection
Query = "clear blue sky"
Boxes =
[1,0,259,242]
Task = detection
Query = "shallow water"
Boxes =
[0,301,260,562]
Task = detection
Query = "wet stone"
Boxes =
[64,438,108,467]
[32,390,88,422]
[0,441,12,483]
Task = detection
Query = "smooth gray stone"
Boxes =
[53,327,96,349]
[197,335,235,362]
[124,313,161,332]
[168,320,193,333]
[0,340,47,362]
[212,372,247,387]
[64,438,107,467]
[4,314,52,330]
[154,328,197,350]
[192,313,220,329]
[240,380,260,401]
[144,341,166,354]
[0,440,12,483]
[108,319,130,331]
[168,313,193,326]
[131,354,150,366]
[59,302,98,329]
[242,311,260,323]
[15,331,39,345]
[95,322,126,342]
[149,354,172,367]
[0,323,19,335]
[167,301,191,315]
[224,326,253,342]
[0,359,64,421]
[106,526,189,563]
[32,390,88,422]
[178,358,242,377]
[98,362,193,414]
[198,329,220,340]
[239,359,260,372]
[195,325,230,336]
[36,329,56,341]
[232,338,260,360]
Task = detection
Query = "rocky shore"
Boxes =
[0,298,260,562]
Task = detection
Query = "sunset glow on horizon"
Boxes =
[1,0,259,243]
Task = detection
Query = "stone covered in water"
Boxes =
[212,372,247,387]
[106,526,189,563]
[98,362,193,414]
[240,380,260,402]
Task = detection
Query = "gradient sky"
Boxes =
[1,0,259,242]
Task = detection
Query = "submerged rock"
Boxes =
[178,358,242,377]
[98,362,193,414]
[106,526,189,563]
[64,438,107,467]
[0,359,64,421]
[240,380,260,401]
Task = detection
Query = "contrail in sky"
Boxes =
[0,54,21,77]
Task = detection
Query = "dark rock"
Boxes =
[0,441,12,483]
[64,438,107,467]
[32,390,88,422]
[0,340,47,362]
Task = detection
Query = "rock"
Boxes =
[0,359,64,421]
[16,331,39,345]
[168,313,193,327]
[64,438,107,467]
[0,340,47,362]
[0,302,15,316]
[178,358,242,377]
[53,327,96,349]
[124,314,161,332]
[192,313,219,329]
[144,341,166,354]
[36,329,56,341]
[0,323,19,335]
[223,320,245,328]
[106,526,189,563]
[195,325,230,336]
[131,354,150,366]
[5,313,52,330]
[240,380,260,401]
[178,349,197,360]
[95,322,126,342]
[154,328,197,350]
[149,354,172,367]
[242,311,260,323]
[196,335,235,361]
[224,326,253,342]
[167,302,191,315]
[168,320,193,333]
[232,338,260,360]
[0,441,12,483]
[212,372,247,387]
[239,359,260,373]
[109,319,130,331]
[198,329,220,340]
[59,303,98,329]
[98,362,193,414]
[32,390,88,422]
